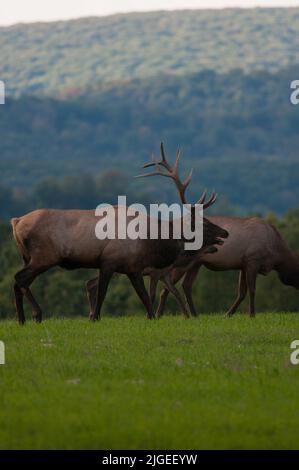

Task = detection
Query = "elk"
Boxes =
[147,216,299,318]
[85,144,229,317]
[11,143,228,324]
[86,158,299,318]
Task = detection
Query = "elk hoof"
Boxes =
[33,314,42,324]
[225,311,234,317]
[89,313,99,321]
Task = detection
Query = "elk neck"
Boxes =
[276,247,299,288]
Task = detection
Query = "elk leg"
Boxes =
[149,274,159,307]
[90,270,113,321]
[246,266,258,317]
[156,288,169,318]
[182,264,201,316]
[14,283,25,325]
[16,284,43,323]
[162,275,189,318]
[86,277,98,316]
[23,287,43,323]
[156,268,185,318]
[128,273,154,319]
[226,269,247,317]
[14,264,44,324]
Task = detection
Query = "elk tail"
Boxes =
[10,217,30,263]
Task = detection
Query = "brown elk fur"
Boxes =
[11,145,228,324]
[86,216,299,319]
[149,216,299,317]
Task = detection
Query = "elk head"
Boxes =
[277,251,299,289]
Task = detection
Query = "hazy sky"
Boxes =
[2,0,299,26]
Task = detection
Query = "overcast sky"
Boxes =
[2,0,299,26]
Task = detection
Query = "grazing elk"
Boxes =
[11,143,228,324]
[86,147,299,318]
[149,216,299,318]
[135,148,298,317]
[85,143,228,317]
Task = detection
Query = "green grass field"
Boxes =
[0,313,299,450]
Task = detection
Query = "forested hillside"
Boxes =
[0,66,298,217]
[0,9,299,218]
[1,8,299,96]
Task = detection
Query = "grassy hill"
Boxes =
[1,8,299,96]
[1,315,299,449]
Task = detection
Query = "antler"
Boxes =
[136,142,193,204]
[196,189,218,210]
[136,142,217,209]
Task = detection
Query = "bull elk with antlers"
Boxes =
[136,145,299,316]
[86,145,299,318]
[11,143,228,324]
[86,143,227,317]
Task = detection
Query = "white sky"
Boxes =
[1,0,299,26]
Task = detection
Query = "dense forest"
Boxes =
[1,10,299,217]
[1,66,299,217]
[1,9,299,96]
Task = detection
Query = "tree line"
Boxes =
[1,66,299,216]
[1,9,299,96]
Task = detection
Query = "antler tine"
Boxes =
[142,142,178,177]
[136,143,194,205]
[197,188,207,205]
[158,142,174,173]
[182,168,193,191]
[173,148,182,175]
[135,162,173,179]
[202,191,218,210]
[159,145,190,204]
[162,144,192,204]
[142,152,158,169]
[160,142,167,163]
[143,143,172,172]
